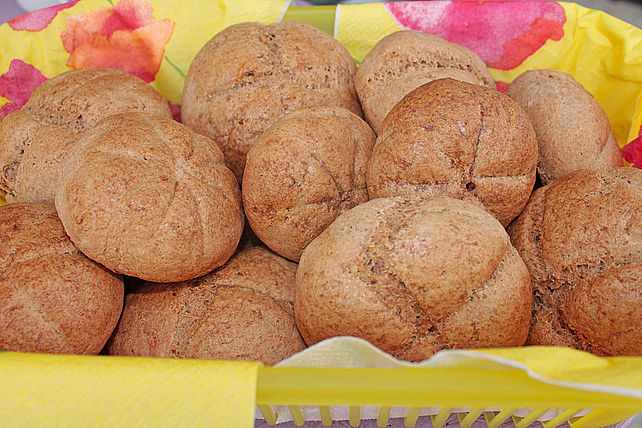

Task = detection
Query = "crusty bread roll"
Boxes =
[0,203,124,354]
[508,168,641,356]
[23,68,172,132]
[109,247,305,365]
[243,107,375,261]
[355,31,494,134]
[506,70,623,185]
[182,21,362,180]
[0,68,172,203]
[367,78,538,227]
[295,196,532,362]
[55,112,244,283]
[0,113,77,203]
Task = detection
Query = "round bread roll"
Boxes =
[367,78,538,227]
[295,196,532,362]
[0,68,172,203]
[355,30,494,134]
[508,168,641,356]
[0,203,124,354]
[182,21,362,180]
[109,247,306,365]
[506,70,623,185]
[23,68,172,132]
[55,112,244,283]
[243,107,376,261]
[0,113,77,203]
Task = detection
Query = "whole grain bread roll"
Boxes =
[109,247,306,365]
[295,196,532,362]
[23,68,172,132]
[367,78,538,227]
[506,70,623,185]
[242,107,376,261]
[508,168,642,356]
[355,31,494,134]
[0,68,172,203]
[182,21,362,180]
[0,203,124,354]
[55,112,244,283]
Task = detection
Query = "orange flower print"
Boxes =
[61,0,175,83]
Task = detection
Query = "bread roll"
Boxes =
[109,247,305,365]
[367,78,538,227]
[295,196,532,362]
[355,30,493,134]
[0,68,172,203]
[23,68,172,132]
[243,107,375,261]
[508,168,641,356]
[0,203,123,354]
[182,21,362,180]
[55,113,243,283]
[506,70,623,184]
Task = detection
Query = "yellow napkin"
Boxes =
[0,352,260,428]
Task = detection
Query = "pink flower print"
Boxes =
[8,0,80,32]
[168,102,181,122]
[385,1,566,70]
[495,81,510,93]
[0,59,47,119]
[622,134,642,169]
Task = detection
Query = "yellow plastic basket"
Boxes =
[256,365,641,427]
[1,348,640,427]
[0,1,641,427]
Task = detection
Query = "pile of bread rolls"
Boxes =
[0,21,639,364]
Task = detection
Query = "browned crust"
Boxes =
[355,30,494,134]
[0,203,124,355]
[367,78,538,227]
[295,196,532,362]
[0,68,172,203]
[509,167,642,356]
[108,247,305,365]
[182,21,362,180]
[55,113,244,282]
[506,70,623,185]
[242,106,375,261]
